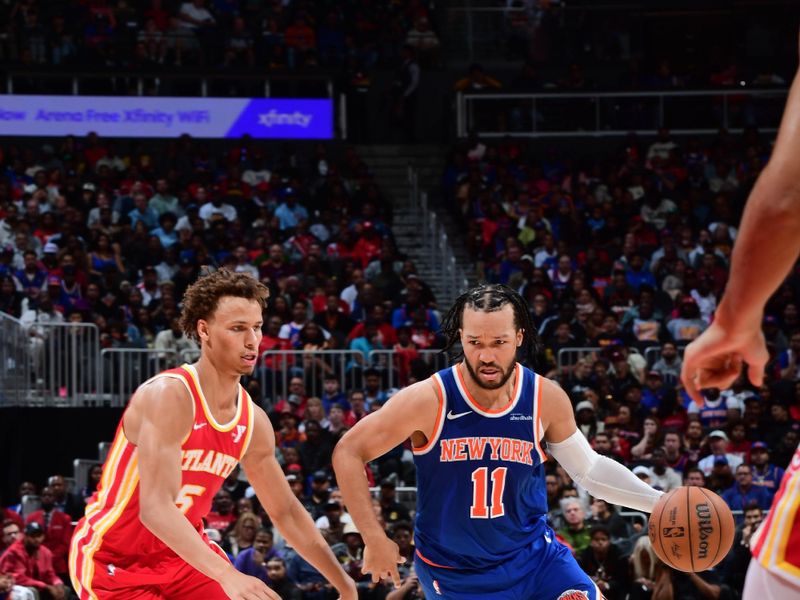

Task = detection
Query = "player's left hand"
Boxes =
[362,536,405,588]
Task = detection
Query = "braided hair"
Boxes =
[439,283,542,368]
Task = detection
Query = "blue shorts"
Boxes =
[414,527,600,599]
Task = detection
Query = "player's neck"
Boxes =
[193,356,241,411]
[459,361,517,410]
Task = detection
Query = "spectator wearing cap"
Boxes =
[641,369,667,411]
[721,464,772,519]
[697,430,743,476]
[331,522,368,589]
[298,420,335,477]
[275,409,305,449]
[379,477,410,524]
[762,313,789,355]
[651,341,682,385]
[750,442,784,501]
[135,265,161,307]
[308,471,332,520]
[0,521,66,600]
[575,400,603,441]
[707,455,735,494]
[24,486,72,581]
[632,465,653,485]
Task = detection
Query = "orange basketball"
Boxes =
[647,486,735,572]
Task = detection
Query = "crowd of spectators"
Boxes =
[438,126,800,596]
[0,0,437,74]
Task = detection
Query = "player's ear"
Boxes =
[197,319,209,342]
[517,328,524,347]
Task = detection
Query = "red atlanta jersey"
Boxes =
[750,443,800,586]
[70,364,254,584]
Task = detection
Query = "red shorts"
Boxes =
[71,536,229,599]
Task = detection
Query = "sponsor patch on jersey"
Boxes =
[557,590,588,600]
[509,414,532,421]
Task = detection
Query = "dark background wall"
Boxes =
[2,408,124,504]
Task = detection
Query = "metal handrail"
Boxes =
[100,347,181,407]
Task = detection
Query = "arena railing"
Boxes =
[99,347,182,408]
[643,344,686,368]
[407,167,470,307]
[455,88,786,138]
[259,349,366,410]
[29,322,103,407]
[556,347,604,374]
[0,311,32,407]
[367,349,452,390]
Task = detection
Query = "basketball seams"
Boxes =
[696,487,722,570]
[686,487,696,572]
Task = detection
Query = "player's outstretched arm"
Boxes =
[132,379,278,600]
[332,379,440,588]
[542,377,663,512]
[681,62,800,405]
[241,408,357,600]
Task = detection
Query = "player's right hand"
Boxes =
[220,569,281,600]
[361,536,405,588]
[680,319,768,407]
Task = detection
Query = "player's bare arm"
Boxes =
[241,406,357,600]
[128,377,278,600]
[333,379,440,587]
[681,60,800,405]
[539,376,662,512]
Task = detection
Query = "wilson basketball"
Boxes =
[648,486,735,572]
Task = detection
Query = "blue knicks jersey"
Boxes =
[412,363,548,570]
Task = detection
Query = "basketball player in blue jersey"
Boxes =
[334,284,664,599]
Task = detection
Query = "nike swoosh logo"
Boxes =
[544,532,552,543]
[193,423,207,430]
[446,410,472,420]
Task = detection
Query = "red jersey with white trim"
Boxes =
[69,364,254,579]
[750,442,800,586]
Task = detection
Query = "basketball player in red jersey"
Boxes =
[69,269,357,600]
[681,45,800,600]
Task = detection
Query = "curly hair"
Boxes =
[439,283,542,368]
[179,268,269,342]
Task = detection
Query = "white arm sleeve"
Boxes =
[548,430,664,513]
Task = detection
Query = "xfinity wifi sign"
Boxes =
[0,96,333,139]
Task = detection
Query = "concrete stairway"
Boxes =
[359,144,476,307]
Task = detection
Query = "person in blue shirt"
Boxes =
[127,192,159,231]
[721,463,772,522]
[750,442,785,502]
[625,253,656,291]
[150,212,179,249]
[274,188,309,231]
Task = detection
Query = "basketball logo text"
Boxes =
[695,503,713,559]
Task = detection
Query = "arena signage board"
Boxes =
[0,96,333,139]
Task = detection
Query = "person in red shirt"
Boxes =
[0,522,66,600]
[1,520,21,556]
[24,487,72,580]
[205,490,237,535]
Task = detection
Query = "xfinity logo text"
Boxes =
[258,110,313,128]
